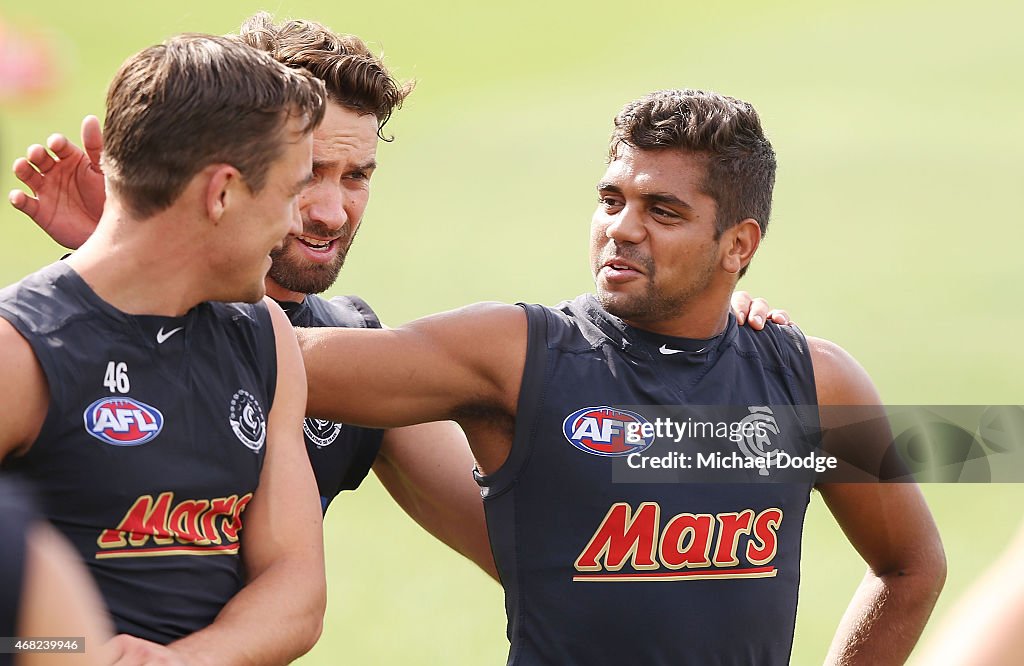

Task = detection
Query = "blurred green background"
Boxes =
[1,0,1021,663]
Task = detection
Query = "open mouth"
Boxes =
[603,258,644,274]
[297,235,336,253]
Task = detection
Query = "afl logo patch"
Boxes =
[562,406,655,457]
[229,390,266,452]
[83,397,164,446]
[303,418,343,448]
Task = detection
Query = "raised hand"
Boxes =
[9,115,106,249]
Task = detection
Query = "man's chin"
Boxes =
[267,257,343,296]
[233,281,267,305]
[596,289,642,320]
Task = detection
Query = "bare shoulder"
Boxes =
[0,316,47,393]
[806,336,880,406]
[0,317,49,458]
[262,296,295,341]
[260,296,306,404]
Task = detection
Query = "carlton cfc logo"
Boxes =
[562,406,655,457]
[83,397,164,446]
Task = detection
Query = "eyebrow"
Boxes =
[597,182,694,211]
[311,159,378,173]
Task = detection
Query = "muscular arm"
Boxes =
[374,422,498,580]
[811,337,946,666]
[299,301,527,474]
[0,319,49,461]
[170,300,326,665]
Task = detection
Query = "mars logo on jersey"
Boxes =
[229,389,265,452]
[95,491,253,559]
[563,406,656,456]
[304,418,343,448]
[83,397,164,446]
[573,502,784,582]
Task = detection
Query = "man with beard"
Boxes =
[10,14,498,574]
[295,88,947,664]
[10,18,788,582]
[1,33,327,664]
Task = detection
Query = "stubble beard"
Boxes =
[268,224,359,296]
[595,249,717,326]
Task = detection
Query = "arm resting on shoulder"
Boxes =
[299,301,527,474]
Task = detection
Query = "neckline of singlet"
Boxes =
[276,298,308,317]
[52,261,196,347]
[580,293,737,363]
[628,326,725,355]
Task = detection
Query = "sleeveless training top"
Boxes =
[280,294,385,512]
[477,294,819,666]
[0,261,277,644]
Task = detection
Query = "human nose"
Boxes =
[604,204,646,245]
[302,182,349,233]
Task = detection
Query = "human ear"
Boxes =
[721,218,762,274]
[204,165,242,224]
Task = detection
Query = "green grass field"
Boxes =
[1,0,1021,662]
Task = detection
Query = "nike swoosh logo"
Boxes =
[156,326,184,344]
[658,344,706,355]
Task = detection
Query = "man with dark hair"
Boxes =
[9,14,499,574]
[10,15,792,585]
[0,33,327,665]
[298,88,947,664]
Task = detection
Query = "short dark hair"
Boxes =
[103,33,326,219]
[236,13,413,141]
[610,89,776,276]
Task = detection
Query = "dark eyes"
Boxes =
[311,168,371,183]
[651,207,679,219]
[597,197,679,221]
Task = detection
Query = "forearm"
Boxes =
[826,565,944,665]
[375,424,499,580]
[375,463,498,580]
[169,557,325,666]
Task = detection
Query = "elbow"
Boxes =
[880,539,947,608]
[927,542,948,602]
[917,533,948,603]
[308,586,328,649]
[293,589,327,658]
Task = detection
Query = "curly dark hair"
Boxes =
[235,12,414,141]
[610,89,776,255]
